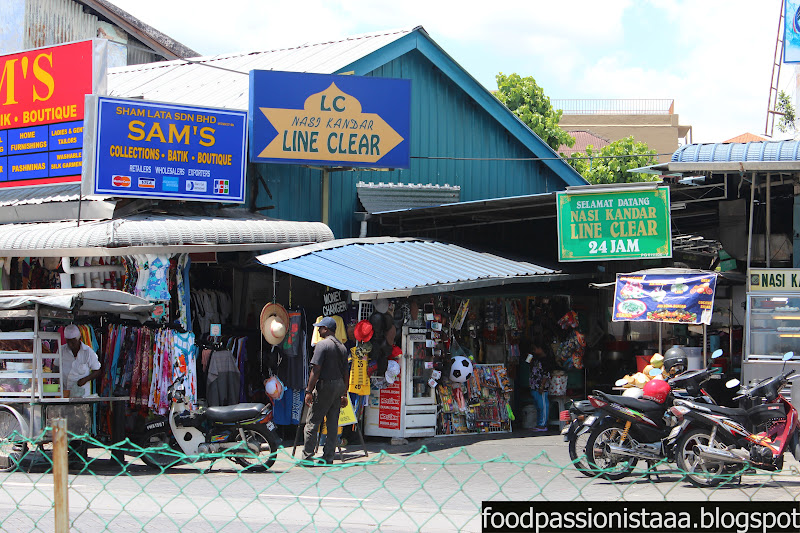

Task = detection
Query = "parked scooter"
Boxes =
[139,377,281,471]
[584,349,726,480]
[561,399,596,475]
[670,351,800,487]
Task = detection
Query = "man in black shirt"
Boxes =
[302,316,348,465]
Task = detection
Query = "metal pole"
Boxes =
[747,173,757,271]
[658,322,663,354]
[53,418,69,533]
[703,324,708,368]
[766,173,771,267]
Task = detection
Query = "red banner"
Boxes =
[378,380,401,430]
[0,40,94,130]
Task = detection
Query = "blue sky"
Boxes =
[111,0,790,144]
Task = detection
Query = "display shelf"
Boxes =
[746,293,800,360]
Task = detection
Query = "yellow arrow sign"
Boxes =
[257,83,404,164]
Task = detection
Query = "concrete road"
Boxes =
[3,430,800,532]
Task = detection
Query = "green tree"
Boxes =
[495,73,575,152]
[776,90,797,133]
[568,136,659,185]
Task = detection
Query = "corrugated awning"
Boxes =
[255,237,576,300]
[0,213,334,257]
[0,288,153,315]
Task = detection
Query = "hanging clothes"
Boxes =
[206,349,240,406]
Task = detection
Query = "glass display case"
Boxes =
[746,293,800,360]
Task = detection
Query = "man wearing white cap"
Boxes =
[60,325,102,398]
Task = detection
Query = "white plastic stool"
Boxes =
[548,396,570,430]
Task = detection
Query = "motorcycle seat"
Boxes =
[205,403,266,423]
[596,390,664,413]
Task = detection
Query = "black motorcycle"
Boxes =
[560,399,596,475]
[584,351,727,480]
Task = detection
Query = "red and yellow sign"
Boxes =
[0,40,95,130]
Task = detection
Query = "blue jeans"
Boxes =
[531,389,549,427]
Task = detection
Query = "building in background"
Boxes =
[553,99,692,163]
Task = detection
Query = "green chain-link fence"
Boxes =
[3,426,800,532]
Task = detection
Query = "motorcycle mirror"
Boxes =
[783,351,794,361]
[726,378,740,389]
[649,368,663,377]
[614,378,628,387]
[711,349,723,359]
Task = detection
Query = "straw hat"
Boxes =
[260,302,289,328]
[260,302,290,345]
[262,315,287,345]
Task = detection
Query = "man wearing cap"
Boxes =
[60,324,102,398]
[303,316,348,465]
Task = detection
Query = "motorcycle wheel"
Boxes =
[675,428,729,488]
[568,424,593,477]
[232,426,278,471]
[585,421,638,480]
[139,427,182,470]
[0,410,27,472]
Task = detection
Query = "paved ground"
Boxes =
[3,428,800,532]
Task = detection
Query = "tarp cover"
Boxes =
[0,289,154,316]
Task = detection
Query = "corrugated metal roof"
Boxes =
[107,28,416,109]
[0,184,84,206]
[356,182,460,214]
[558,131,611,157]
[671,141,800,163]
[0,213,333,256]
[256,238,562,299]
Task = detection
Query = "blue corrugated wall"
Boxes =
[253,50,569,239]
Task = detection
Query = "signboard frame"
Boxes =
[748,269,800,292]
[556,186,672,262]
[612,271,718,325]
[248,70,410,169]
[0,39,107,189]
[82,95,247,203]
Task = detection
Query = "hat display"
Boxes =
[354,319,374,342]
[373,298,389,314]
[385,359,401,384]
[260,302,290,334]
[312,316,337,331]
[264,375,285,401]
[262,315,287,345]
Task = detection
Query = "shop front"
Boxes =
[255,237,595,439]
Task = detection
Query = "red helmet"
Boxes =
[642,379,671,404]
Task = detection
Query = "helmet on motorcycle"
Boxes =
[663,346,688,376]
[642,378,671,404]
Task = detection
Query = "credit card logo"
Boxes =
[162,176,180,192]
[112,175,131,187]
[186,180,207,192]
[214,179,229,195]
[138,177,156,189]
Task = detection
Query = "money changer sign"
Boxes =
[249,70,410,168]
[556,187,672,262]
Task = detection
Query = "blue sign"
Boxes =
[249,70,410,168]
[85,96,247,203]
[612,272,718,325]
[0,121,85,183]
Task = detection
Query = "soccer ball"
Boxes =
[449,355,473,383]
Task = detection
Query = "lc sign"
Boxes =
[249,70,410,168]
[556,187,672,262]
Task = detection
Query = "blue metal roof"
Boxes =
[671,141,800,163]
[255,238,563,300]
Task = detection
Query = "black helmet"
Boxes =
[663,346,688,373]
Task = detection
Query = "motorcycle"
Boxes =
[560,399,596,476]
[584,350,727,480]
[139,377,281,471]
[670,351,800,488]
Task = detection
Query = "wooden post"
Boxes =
[52,418,69,533]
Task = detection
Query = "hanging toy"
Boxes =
[449,355,474,383]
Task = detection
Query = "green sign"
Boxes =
[556,187,672,262]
